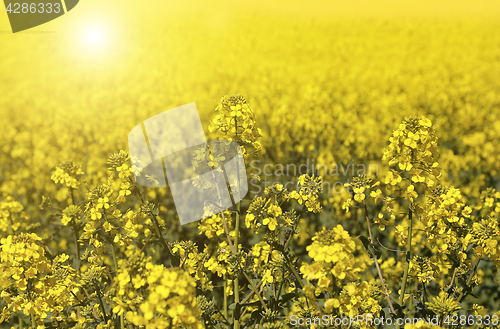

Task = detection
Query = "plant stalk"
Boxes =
[73,224,81,320]
[363,201,396,314]
[399,208,413,307]
[283,253,320,311]
[223,273,228,319]
[242,271,267,309]
[233,156,241,329]
[111,244,124,329]
[30,314,36,329]
[456,259,481,302]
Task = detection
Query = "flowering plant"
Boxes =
[0,98,499,329]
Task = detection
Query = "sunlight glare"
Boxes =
[83,26,107,48]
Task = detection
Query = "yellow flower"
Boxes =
[263,269,274,284]
[263,216,278,231]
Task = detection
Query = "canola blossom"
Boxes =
[1,1,500,328]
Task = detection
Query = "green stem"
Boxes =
[456,259,481,303]
[232,115,243,329]
[73,224,81,320]
[132,183,178,266]
[210,166,236,325]
[223,273,228,319]
[211,171,234,252]
[111,244,119,271]
[283,253,320,311]
[446,267,458,299]
[363,201,396,314]
[151,214,179,267]
[111,244,124,329]
[73,225,81,268]
[242,271,267,310]
[283,205,305,250]
[30,314,36,329]
[26,281,36,328]
[399,208,413,309]
[240,280,264,304]
[95,284,109,323]
[233,165,241,329]
[235,202,240,254]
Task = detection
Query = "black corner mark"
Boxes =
[4,0,79,33]
[65,0,77,11]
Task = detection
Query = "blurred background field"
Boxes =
[1,0,500,219]
[1,0,500,324]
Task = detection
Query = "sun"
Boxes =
[83,26,107,48]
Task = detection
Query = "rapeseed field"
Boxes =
[1,0,500,328]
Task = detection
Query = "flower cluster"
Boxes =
[383,116,441,199]
[289,174,323,213]
[245,175,320,235]
[113,256,202,328]
[0,234,77,325]
[171,241,213,291]
[0,197,27,233]
[471,216,500,264]
[50,161,84,189]
[425,291,461,316]
[108,151,134,200]
[300,225,364,284]
[198,210,233,239]
[408,255,440,283]
[1,87,500,329]
[343,175,380,206]
[209,95,263,158]
[383,116,439,173]
[420,186,471,257]
[324,281,382,328]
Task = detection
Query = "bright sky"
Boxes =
[0,0,499,106]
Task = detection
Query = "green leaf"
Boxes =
[357,235,381,259]
[358,235,371,249]
[392,302,405,318]
[233,302,242,320]
[251,310,263,321]
[279,293,296,305]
